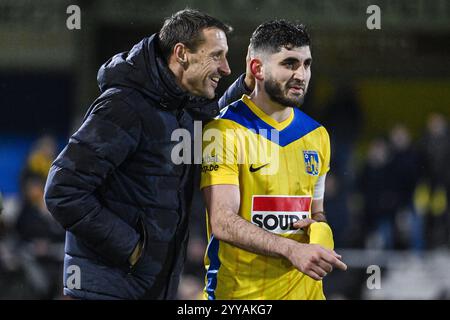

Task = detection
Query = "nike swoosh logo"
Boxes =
[249,163,269,172]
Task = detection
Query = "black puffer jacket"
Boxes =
[44,34,247,299]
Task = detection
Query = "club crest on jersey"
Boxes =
[303,150,319,176]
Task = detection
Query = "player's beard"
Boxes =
[264,75,307,108]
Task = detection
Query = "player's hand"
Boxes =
[244,45,255,91]
[286,243,347,281]
[292,217,315,231]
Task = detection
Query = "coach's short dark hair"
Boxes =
[250,20,310,55]
[158,9,232,60]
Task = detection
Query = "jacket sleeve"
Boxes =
[44,98,141,266]
[219,74,251,109]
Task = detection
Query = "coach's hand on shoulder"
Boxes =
[284,241,347,281]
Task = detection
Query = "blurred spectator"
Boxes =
[0,191,34,299]
[21,134,57,183]
[358,137,397,249]
[324,172,350,247]
[15,172,65,299]
[322,84,363,185]
[388,124,422,250]
[3,134,65,299]
[16,172,65,243]
[420,114,450,187]
[417,113,450,249]
[321,84,363,249]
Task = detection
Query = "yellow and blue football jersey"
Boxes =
[201,95,331,300]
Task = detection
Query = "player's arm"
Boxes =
[204,184,289,258]
[311,198,327,223]
[204,184,347,280]
[311,173,327,222]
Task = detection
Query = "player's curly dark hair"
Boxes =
[250,20,311,54]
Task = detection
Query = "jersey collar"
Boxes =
[241,95,294,131]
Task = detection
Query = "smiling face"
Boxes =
[181,27,231,99]
[262,46,312,107]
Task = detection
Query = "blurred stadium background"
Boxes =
[1,0,450,299]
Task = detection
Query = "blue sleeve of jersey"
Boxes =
[219,74,251,109]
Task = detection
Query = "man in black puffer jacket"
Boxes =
[44,9,251,299]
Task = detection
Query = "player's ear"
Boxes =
[250,58,264,81]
